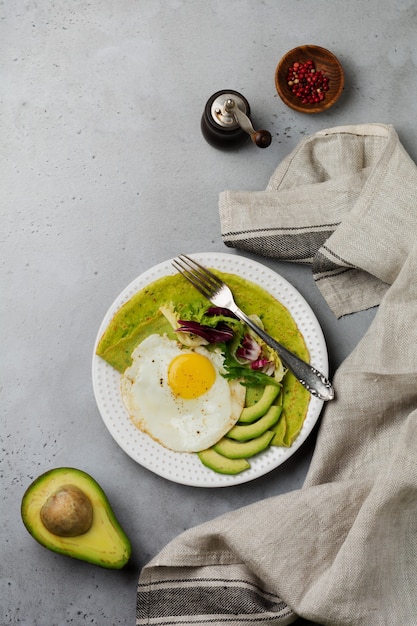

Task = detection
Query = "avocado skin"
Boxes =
[21,467,131,569]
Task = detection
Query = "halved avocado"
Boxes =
[213,430,275,459]
[198,449,250,474]
[21,468,131,569]
[226,405,283,441]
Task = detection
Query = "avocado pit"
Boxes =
[40,484,93,537]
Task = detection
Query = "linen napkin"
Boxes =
[137,125,417,625]
[220,124,417,318]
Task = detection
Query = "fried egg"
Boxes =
[120,334,245,452]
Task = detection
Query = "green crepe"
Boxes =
[96,271,310,446]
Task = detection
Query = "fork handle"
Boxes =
[232,307,334,402]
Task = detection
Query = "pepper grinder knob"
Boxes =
[223,98,271,148]
[253,129,273,148]
[201,90,271,150]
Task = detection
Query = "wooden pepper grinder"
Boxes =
[201,90,271,149]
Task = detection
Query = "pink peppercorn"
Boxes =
[287,60,330,104]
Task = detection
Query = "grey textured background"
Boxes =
[2,1,417,624]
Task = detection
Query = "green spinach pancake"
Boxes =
[96,271,310,472]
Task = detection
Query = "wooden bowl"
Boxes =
[275,45,344,114]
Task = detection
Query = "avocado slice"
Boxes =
[21,467,131,569]
[238,384,281,423]
[227,405,282,441]
[214,430,275,459]
[198,449,250,474]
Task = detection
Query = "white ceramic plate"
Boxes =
[92,252,329,487]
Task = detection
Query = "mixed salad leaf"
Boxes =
[160,302,286,388]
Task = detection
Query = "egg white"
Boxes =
[120,334,245,452]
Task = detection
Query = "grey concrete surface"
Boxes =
[2,1,417,624]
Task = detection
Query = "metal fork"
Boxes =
[172,254,334,402]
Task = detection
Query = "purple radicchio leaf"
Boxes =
[205,306,239,319]
[236,333,262,362]
[250,358,275,376]
[176,320,234,343]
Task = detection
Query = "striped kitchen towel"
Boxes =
[219,124,417,317]
[137,124,417,625]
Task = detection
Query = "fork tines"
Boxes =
[172,254,221,300]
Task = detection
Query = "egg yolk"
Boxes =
[168,352,216,399]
